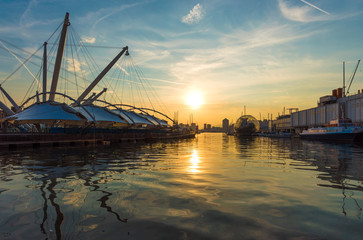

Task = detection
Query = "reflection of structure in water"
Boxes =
[0,146,136,239]
[294,141,363,218]
[234,115,260,136]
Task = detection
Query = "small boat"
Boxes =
[300,118,363,142]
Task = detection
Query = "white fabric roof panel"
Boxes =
[74,105,127,124]
[157,119,169,126]
[112,109,154,125]
[111,109,133,124]
[8,103,85,122]
[137,113,169,126]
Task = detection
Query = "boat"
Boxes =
[299,118,363,142]
[258,132,293,138]
[234,115,260,136]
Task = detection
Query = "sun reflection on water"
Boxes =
[189,149,200,173]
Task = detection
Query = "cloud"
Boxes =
[0,0,59,38]
[278,0,331,22]
[83,2,143,34]
[66,58,86,74]
[143,77,185,85]
[181,3,205,24]
[114,61,130,76]
[133,49,170,64]
[19,0,40,28]
[169,23,316,84]
[80,36,96,44]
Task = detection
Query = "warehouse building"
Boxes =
[290,88,363,133]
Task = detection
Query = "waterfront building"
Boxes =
[191,123,198,132]
[274,88,363,133]
[222,118,229,132]
[259,119,270,133]
[273,115,292,132]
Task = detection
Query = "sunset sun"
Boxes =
[186,91,204,109]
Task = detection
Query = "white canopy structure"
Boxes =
[111,109,154,126]
[0,13,175,133]
[137,113,169,127]
[74,105,128,127]
[1,102,86,125]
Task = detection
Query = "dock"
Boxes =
[0,132,195,149]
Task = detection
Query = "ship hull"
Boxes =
[300,132,362,142]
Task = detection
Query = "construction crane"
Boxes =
[346,60,361,95]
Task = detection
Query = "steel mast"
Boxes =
[346,60,361,95]
[0,85,19,112]
[49,12,70,101]
[43,42,47,102]
[76,46,128,103]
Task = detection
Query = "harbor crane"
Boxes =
[346,60,361,95]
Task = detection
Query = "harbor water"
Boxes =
[0,133,363,239]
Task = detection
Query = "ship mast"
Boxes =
[49,12,70,101]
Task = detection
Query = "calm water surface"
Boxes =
[1,133,363,239]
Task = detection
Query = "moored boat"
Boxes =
[299,118,363,142]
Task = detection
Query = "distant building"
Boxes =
[222,118,229,132]
[191,123,198,132]
[204,123,207,130]
[259,119,270,132]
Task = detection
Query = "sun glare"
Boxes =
[186,91,204,109]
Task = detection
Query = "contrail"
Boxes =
[300,0,330,15]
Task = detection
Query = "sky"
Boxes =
[1,0,363,126]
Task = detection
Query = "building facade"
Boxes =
[290,89,363,132]
[222,118,229,132]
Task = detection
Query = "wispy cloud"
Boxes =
[143,77,185,85]
[278,0,331,22]
[0,0,60,38]
[162,23,328,108]
[66,58,86,74]
[300,0,330,15]
[20,0,40,28]
[114,61,130,76]
[181,3,205,24]
[80,36,96,44]
[85,2,143,34]
[133,49,170,64]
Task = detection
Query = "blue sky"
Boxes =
[1,0,363,125]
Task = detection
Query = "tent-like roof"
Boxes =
[1,102,86,125]
[137,113,169,127]
[74,105,128,126]
[112,109,154,126]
